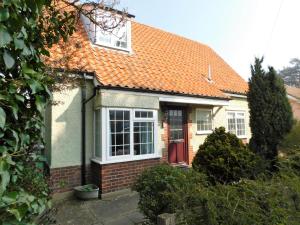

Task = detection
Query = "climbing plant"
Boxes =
[0,1,77,223]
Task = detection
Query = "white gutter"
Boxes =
[225,93,247,99]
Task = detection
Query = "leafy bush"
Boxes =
[132,164,208,223]
[134,162,300,225]
[192,127,265,184]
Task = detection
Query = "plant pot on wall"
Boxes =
[74,184,99,200]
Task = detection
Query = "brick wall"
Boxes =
[49,165,91,193]
[162,120,169,162]
[92,158,163,194]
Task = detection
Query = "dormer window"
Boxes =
[95,20,130,50]
[81,9,133,52]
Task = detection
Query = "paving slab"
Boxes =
[49,191,145,225]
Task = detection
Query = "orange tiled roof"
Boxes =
[286,85,300,100]
[46,20,248,99]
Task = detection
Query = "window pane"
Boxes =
[197,110,212,131]
[227,112,236,134]
[116,111,123,120]
[135,111,141,118]
[109,110,115,120]
[124,111,130,120]
[109,110,131,156]
[169,110,183,141]
[134,121,154,155]
[227,112,246,136]
[116,145,123,156]
[135,110,154,118]
[148,111,153,118]
[237,118,245,136]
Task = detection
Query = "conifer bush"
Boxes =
[192,127,265,184]
[248,58,293,164]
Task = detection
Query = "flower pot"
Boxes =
[74,184,99,200]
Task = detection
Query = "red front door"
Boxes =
[167,108,188,164]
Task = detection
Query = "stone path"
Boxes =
[42,191,147,225]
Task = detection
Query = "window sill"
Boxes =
[196,130,213,135]
[91,154,161,165]
[237,135,247,139]
[93,42,132,53]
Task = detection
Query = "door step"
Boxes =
[170,163,190,170]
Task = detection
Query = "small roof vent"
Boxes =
[207,64,212,82]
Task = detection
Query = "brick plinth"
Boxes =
[92,158,162,194]
[49,165,91,193]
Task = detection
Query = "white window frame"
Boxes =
[93,107,160,164]
[95,19,132,52]
[196,109,213,135]
[226,110,246,138]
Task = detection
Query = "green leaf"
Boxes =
[20,26,28,39]
[0,27,12,47]
[28,80,43,94]
[0,160,10,195]
[0,8,9,22]
[22,65,36,75]
[2,191,18,203]
[10,103,19,120]
[15,94,25,102]
[6,155,15,166]
[21,45,31,56]
[0,146,7,154]
[35,95,46,113]
[3,50,15,69]
[0,107,6,129]
[7,205,28,221]
[14,37,25,50]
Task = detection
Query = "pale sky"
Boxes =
[119,0,300,81]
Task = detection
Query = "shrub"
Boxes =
[280,121,300,151]
[134,162,300,225]
[183,172,300,225]
[248,58,293,163]
[192,127,265,184]
[132,164,207,223]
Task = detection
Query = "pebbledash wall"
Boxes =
[45,86,251,194]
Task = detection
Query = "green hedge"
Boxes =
[134,164,300,225]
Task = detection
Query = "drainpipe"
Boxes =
[81,74,97,185]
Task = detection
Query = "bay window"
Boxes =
[94,108,159,163]
[227,111,246,137]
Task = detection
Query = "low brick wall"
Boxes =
[92,158,162,194]
[49,165,91,193]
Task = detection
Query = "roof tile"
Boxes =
[46,19,249,99]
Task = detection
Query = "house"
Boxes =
[44,8,250,195]
[286,85,300,120]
